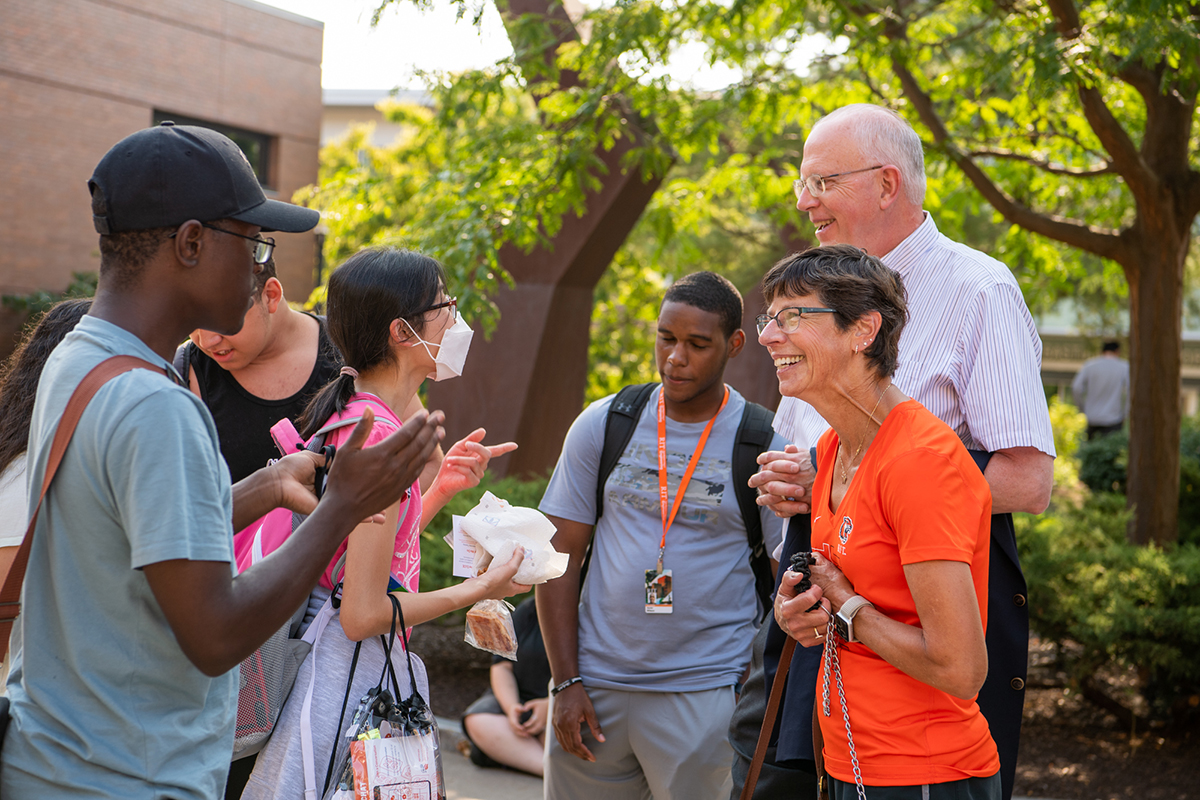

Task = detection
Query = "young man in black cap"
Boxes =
[0,122,444,799]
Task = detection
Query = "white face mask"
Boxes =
[403,316,474,381]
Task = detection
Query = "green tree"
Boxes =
[371,0,1197,543]
[838,0,1200,546]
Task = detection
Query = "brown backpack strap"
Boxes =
[0,355,165,661]
[739,634,798,800]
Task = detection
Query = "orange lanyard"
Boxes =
[656,385,729,571]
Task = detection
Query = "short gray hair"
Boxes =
[815,105,926,206]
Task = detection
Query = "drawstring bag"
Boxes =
[322,594,445,800]
[234,395,416,760]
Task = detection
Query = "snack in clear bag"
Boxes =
[464,598,518,660]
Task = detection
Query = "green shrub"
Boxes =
[1075,418,1200,545]
[1017,495,1200,728]
[418,472,551,618]
[1047,396,1086,500]
[1,271,98,315]
[1076,429,1128,494]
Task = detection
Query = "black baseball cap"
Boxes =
[88,121,319,234]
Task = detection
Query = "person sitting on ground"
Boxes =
[763,245,1000,800]
[461,594,552,776]
[0,298,91,688]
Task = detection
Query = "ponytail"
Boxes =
[295,247,446,439]
[298,370,357,439]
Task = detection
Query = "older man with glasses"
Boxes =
[729,104,1055,800]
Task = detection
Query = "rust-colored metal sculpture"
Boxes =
[426,0,663,478]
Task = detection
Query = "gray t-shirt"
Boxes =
[1,316,237,800]
[1072,355,1129,427]
[539,385,787,692]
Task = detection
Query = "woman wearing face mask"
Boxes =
[241,247,527,800]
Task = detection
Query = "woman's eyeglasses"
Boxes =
[424,296,458,321]
[756,307,837,335]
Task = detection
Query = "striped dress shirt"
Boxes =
[774,213,1056,457]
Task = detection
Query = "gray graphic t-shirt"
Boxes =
[540,386,787,692]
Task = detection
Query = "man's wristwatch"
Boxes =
[833,595,873,643]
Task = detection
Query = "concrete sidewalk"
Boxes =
[437,717,1056,800]
[439,717,543,800]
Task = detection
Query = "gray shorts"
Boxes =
[461,690,506,769]
[545,684,736,800]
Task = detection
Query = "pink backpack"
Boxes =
[235,394,421,591]
[230,395,423,759]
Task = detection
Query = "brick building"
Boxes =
[0,0,323,349]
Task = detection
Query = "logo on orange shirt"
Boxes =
[837,515,854,556]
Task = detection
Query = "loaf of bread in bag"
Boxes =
[466,602,517,659]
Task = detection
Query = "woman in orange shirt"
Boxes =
[757,244,1000,800]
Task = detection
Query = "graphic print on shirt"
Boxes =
[837,515,854,557]
[607,441,728,526]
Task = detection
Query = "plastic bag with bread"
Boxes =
[465,599,518,660]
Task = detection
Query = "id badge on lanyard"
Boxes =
[645,386,729,614]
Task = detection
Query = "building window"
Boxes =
[152,111,275,189]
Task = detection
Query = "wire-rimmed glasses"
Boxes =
[756,306,838,335]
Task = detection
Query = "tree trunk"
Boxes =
[1124,233,1187,546]
[424,0,664,479]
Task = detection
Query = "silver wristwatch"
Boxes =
[833,595,873,643]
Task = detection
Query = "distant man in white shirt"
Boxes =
[738,104,1055,800]
[1072,341,1129,439]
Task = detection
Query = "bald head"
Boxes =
[796,104,928,255]
[811,105,926,207]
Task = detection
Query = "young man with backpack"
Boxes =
[536,271,789,800]
[0,122,443,799]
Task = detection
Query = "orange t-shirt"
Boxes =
[812,399,999,786]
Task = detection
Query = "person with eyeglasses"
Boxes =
[0,122,446,800]
[728,104,1055,800]
[238,247,526,800]
[762,245,1000,800]
[176,258,448,800]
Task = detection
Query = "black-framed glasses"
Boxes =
[169,223,275,265]
[756,307,838,335]
[424,296,458,321]
[793,165,884,200]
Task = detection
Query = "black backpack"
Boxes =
[586,383,777,619]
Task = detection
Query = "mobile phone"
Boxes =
[270,418,304,456]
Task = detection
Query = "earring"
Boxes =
[854,345,859,354]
